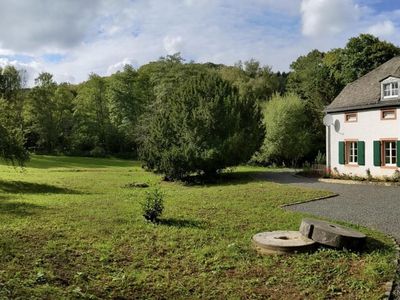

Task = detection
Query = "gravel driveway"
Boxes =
[262,172,400,241]
[261,171,400,299]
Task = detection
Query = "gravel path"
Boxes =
[261,171,400,299]
[262,172,400,241]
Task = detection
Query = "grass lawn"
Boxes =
[0,155,396,299]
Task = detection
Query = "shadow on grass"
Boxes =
[158,218,205,229]
[0,180,82,194]
[363,236,392,254]
[311,237,390,254]
[180,171,312,187]
[0,200,46,216]
[23,155,140,169]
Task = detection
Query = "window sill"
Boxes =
[380,165,398,169]
[345,164,359,167]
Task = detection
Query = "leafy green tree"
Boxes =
[242,59,262,78]
[323,48,345,85]
[221,59,280,102]
[253,94,312,166]
[138,67,264,180]
[25,73,59,152]
[286,34,400,161]
[287,50,341,107]
[138,53,185,88]
[0,65,23,101]
[0,66,25,132]
[0,66,26,159]
[107,65,151,154]
[53,83,75,152]
[25,75,75,154]
[158,52,185,64]
[286,50,343,159]
[0,124,28,165]
[275,71,289,95]
[218,65,248,94]
[336,34,400,84]
[288,35,400,106]
[73,74,114,155]
[0,66,28,164]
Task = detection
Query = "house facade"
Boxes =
[325,57,400,178]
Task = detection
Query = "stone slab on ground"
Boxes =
[299,218,366,250]
[252,230,316,255]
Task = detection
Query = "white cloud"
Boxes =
[367,20,395,37]
[251,0,301,15]
[0,0,106,54]
[20,0,304,83]
[0,0,399,86]
[301,0,360,37]
[0,57,42,86]
[107,58,137,75]
[163,35,184,55]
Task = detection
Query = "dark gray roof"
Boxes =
[326,56,400,113]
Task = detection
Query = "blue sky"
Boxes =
[0,0,399,86]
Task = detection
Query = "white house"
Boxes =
[325,56,400,178]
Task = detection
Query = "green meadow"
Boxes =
[0,155,395,299]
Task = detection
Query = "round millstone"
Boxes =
[299,218,366,250]
[252,231,316,255]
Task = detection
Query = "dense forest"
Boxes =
[1,34,399,167]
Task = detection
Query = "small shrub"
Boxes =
[314,151,326,165]
[141,188,164,223]
[90,146,107,157]
[392,170,400,182]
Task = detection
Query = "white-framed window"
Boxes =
[347,141,358,164]
[383,82,399,98]
[384,141,397,166]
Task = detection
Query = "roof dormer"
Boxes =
[380,76,400,101]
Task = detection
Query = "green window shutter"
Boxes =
[397,141,400,167]
[373,141,381,166]
[358,141,365,166]
[338,141,345,165]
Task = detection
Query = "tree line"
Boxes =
[1,34,399,172]
[0,53,285,161]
